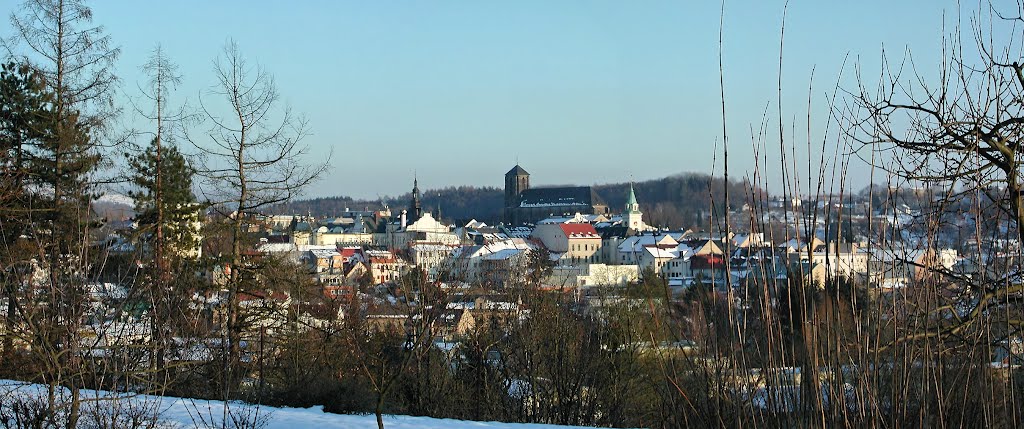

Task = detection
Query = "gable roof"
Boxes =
[559,223,599,238]
[643,246,676,259]
[618,233,679,253]
[519,186,604,208]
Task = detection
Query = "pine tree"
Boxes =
[6,0,119,424]
[127,140,199,261]
[0,61,50,362]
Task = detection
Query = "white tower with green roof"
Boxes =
[625,183,644,230]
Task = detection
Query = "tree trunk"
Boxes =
[376,394,385,429]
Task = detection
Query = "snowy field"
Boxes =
[0,380,590,429]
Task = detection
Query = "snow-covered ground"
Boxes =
[0,380,588,429]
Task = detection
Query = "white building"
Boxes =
[546,263,640,289]
[788,242,870,285]
[378,212,460,250]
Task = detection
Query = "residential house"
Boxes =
[787,242,870,285]
[531,223,602,266]
[871,243,958,288]
[410,243,459,281]
[449,239,534,285]
[365,249,407,285]
[617,233,679,265]
[434,308,476,340]
[547,263,640,289]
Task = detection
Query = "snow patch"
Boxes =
[0,380,591,429]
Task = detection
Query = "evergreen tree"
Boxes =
[6,0,119,424]
[0,61,50,361]
[525,247,554,288]
[127,140,198,260]
[0,62,97,427]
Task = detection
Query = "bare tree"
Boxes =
[847,2,1024,351]
[125,46,202,392]
[190,39,329,407]
[4,0,119,129]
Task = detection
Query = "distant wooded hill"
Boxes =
[273,173,755,229]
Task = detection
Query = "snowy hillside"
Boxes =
[0,380,590,429]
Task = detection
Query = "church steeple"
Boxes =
[625,183,644,230]
[626,183,640,213]
[409,175,422,221]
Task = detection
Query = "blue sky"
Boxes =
[2,1,980,199]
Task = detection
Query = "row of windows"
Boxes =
[571,243,599,252]
[569,255,599,264]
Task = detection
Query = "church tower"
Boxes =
[504,164,530,224]
[409,176,422,221]
[625,183,644,230]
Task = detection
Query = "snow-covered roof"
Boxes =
[503,226,533,239]
[454,239,535,261]
[297,244,338,252]
[675,244,694,260]
[483,248,525,261]
[618,233,679,253]
[405,212,450,233]
[643,246,676,259]
[308,248,340,259]
[464,219,487,229]
[258,242,297,253]
[410,243,458,252]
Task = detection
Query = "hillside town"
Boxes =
[15,156,1019,427]
[241,164,981,303]
[81,164,1007,358]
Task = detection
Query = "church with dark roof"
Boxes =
[503,165,609,225]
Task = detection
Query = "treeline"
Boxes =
[594,173,756,229]
[280,174,756,228]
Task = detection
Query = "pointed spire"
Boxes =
[410,173,422,220]
[625,182,644,230]
[436,192,442,221]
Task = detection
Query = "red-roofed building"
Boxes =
[531,223,602,266]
